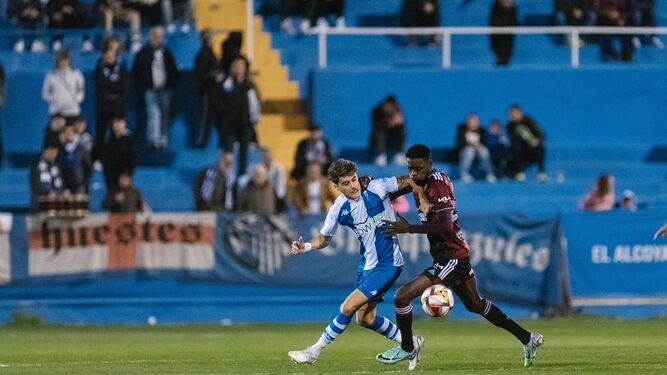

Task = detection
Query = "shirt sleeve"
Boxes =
[320,201,340,237]
[367,177,399,199]
[428,179,455,214]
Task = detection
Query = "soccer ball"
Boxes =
[420,284,454,317]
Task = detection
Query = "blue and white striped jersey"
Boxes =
[320,177,404,270]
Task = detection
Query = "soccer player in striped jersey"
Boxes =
[288,159,430,365]
[376,144,543,370]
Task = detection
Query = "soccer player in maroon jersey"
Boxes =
[376,144,543,370]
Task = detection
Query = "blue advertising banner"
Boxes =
[562,211,667,308]
[214,212,567,309]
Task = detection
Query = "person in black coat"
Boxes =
[102,118,135,189]
[131,26,179,149]
[290,124,333,180]
[195,29,223,148]
[218,55,260,176]
[94,37,128,156]
[489,0,518,65]
[505,104,546,181]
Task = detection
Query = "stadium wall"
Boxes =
[0,211,665,323]
[311,67,667,149]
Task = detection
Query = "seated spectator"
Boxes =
[29,141,64,212]
[44,113,67,150]
[594,0,633,62]
[239,164,277,214]
[46,0,92,52]
[102,118,135,189]
[42,49,85,121]
[58,123,90,193]
[103,171,144,212]
[455,113,496,183]
[96,0,142,53]
[485,119,509,178]
[302,0,345,32]
[489,0,518,66]
[629,0,663,49]
[369,95,407,167]
[615,189,638,211]
[290,161,338,215]
[193,152,237,211]
[8,0,46,52]
[580,174,614,211]
[260,148,288,212]
[162,0,193,34]
[400,0,440,46]
[280,0,310,34]
[505,104,547,182]
[94,37,128,157]
[291,124,333,179]
[0,63,4,167]
[553,0,597,44]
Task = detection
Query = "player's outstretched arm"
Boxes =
[395,176,433,214]
[654,224,667,240]
[290,234,332,255]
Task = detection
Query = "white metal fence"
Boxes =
[306,26,667,68]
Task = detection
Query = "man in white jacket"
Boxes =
[42,48,85,122]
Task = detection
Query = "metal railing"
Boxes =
[308,26,667,68]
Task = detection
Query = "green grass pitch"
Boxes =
[0,317,665,374]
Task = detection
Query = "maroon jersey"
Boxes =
[414,171,470,260]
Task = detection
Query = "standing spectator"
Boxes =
[73,115,94,191]
[369,95,407,167]
[485,119,509,178]
[102,171,144,212]
[132,25,179,150]
[629,0,663,49]
[291,124,333,180]
[218,55,260,176]
[96,0,142,53]
[192,151,237,211]
[94,37,128,156]
[42,49,85,121]
[220,32,242,75]
[553,0,597,44]
[290,161,338,215]
[594,0,633,61]
[400,0,440,46]
[579,174,615,211]
[57,123,89,193]
[302,0,345,32]
[29,141,64,212]
[194,29,223,148]
[8,0,45,52]
[506,105,546,182]
[455,113,496,183]
[45,0,91,52]
[238,164,277,214]
[489,0,518,66]
[102,118,135,189]
[162,0,193,34]
[260,148,287,212]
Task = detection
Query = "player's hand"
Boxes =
[290,236,305,254]
[419,200,433,216]
[382,213,410,235]
[653,224,667,240]
[359,175,372,191]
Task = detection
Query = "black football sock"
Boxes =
[481,300,531,345]
[396,305,414,352]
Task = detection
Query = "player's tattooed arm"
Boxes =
[290,234,332,254]
[394,176,433,215]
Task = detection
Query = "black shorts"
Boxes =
[422,257,475,286]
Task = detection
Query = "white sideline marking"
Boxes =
[0,364,9,367]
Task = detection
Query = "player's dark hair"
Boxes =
[406,144,431,160]
[327,159,357,184]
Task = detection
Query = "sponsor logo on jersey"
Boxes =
[353,213,384,237]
